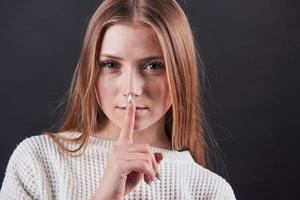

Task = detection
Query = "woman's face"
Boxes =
[96,22,172,132]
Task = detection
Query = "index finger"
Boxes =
[116,95,136,145]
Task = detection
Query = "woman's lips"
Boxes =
[117,107,148,112]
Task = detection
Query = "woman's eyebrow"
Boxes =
[100,54,163,62]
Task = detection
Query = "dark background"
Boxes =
[0,0,298,199]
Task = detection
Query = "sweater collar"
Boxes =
[66,131,195,162]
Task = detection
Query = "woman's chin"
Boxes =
[127,120,146,131]
[132,124,147,132]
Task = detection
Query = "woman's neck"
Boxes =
[93,117,172,150]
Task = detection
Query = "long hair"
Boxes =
[43,0,215,168]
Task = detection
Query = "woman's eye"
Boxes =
[98,60,164,73]
[145,62,164,72]
[98,60,119,69]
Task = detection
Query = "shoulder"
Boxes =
[9,131,75,163]
[188,162,236,199]
[0,133,68,199]
[3,135,51,174]
[4,132,76,177]
[15,131,79,150]
[12,133,58,157]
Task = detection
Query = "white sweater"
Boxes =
[0,132,236,200]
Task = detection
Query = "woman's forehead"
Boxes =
[99,22,163,59]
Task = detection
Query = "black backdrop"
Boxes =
[0,0,298,199]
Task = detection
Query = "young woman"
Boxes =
[0,0,236,199]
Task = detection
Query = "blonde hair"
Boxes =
[43,0,216,168]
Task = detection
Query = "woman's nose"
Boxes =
[122,68,144,98]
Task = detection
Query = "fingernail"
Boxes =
[127,94,133,105]
[145,174,150,185]
[156,172,161,181]
[146,179,152,185]
[157,153,163,161]
[154,152,163,163]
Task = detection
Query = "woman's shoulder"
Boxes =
[2,134,58,184]
[1,132,74,199]
[5,131,79,174]
[14,133,56,152]
[10,131,76,159]
[187,162,236,199]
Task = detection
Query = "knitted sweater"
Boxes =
[0,132,236,200]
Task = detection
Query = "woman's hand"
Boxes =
[92,98,164,200]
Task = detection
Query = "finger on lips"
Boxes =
[117,94,136,145]
[116,94,163,184]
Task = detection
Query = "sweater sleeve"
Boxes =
[0,138,40,200]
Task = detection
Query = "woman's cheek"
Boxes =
[97,76,112,108]
[158,81,171,110]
